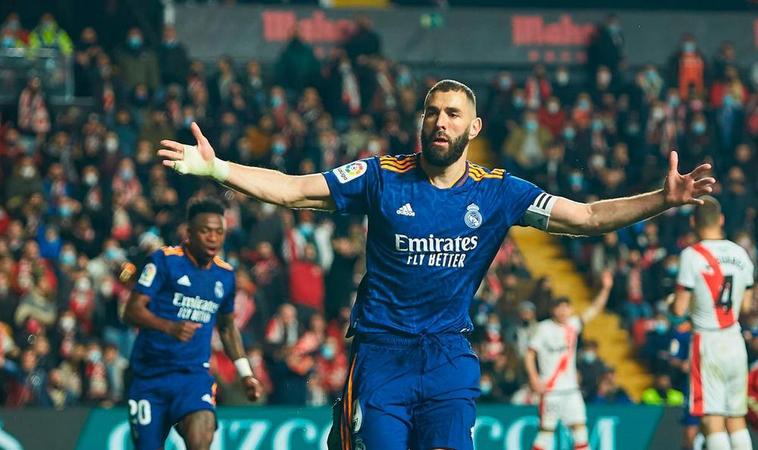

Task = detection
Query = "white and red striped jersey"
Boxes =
[528,316,582,392]
[677,239,755,332]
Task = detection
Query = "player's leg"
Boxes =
[176,410,215,450]
[128,377,171,450]
[701,415,729,450]
[170,372,218,450]
[413,335,480,450]
[563,392,589,450]
[725,337,752,450]
[348,338,417,450]
[532,393,558,450]
[691,332,731,449]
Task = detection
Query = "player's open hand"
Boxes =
[662,151,716,207]
[169,321,202,342]
[158,122,224,178]
[241,376,263,402]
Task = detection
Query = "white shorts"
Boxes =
[690,328,748,417]
[538,389,586,429]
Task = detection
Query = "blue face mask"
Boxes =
[646,70,658,82]
[723,95,735,107]
[60,204,73,218]
[563,127,576,140]
[692,122,706,135]
[578,99,590,110]
[665,265,678,276]
[569,173,584,188]
[627,123,640,135]
[1,36,15,48]
[592,120,604,132]
[272,142,286,155]
[105,248,121,261]
[128,35,142,49]
[668,96,680,107]
[654,322,668,334]
[61,251,76,266]
[525,120,538,132]
[271,96,283,108]
[397,72,411,87]
[499,77,512,90]
[513,97,525,108]
[683,42,696,53]
[299,223,314,237]
[321,344,335,360]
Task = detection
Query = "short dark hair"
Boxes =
[693,195,721,229]
[551,296,571,308]
[423,79,477,111]
[187,198,225,222]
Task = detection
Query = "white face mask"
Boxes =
[84,172,98,186]
[60,317,75,332]
[20,165,36,179]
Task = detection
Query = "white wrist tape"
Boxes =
[234,357,253,378]
[173,144,230,182]
[212,158,230,182]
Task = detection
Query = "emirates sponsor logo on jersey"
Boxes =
[172,292,220,323]
[394,234,478,268]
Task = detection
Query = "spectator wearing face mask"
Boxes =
[116,27,159,91]
[553,66,578,106]
[503,110,551,175]
[28,13,72,57]
[537,96,566,137]
[586,14,625,80]
[668,34,706,100]
[158,24,189,88]
[577,339,609,400]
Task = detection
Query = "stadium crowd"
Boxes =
[0,11,756,410]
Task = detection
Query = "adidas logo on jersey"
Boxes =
[396,203,415,217]
[177,275,192,286]
[201,394,214,405]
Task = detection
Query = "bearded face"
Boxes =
[420,125,471,167]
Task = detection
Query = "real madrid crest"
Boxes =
[464,203,482,229]
[214,281,224,299]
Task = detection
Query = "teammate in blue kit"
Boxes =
[158,80,715,450]
[124,198,262,450]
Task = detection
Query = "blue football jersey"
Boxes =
[323,154,544,335]
[130,245,235,377]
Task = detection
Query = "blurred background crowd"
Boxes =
[0,5,756,412]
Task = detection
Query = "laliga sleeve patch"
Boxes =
[333,161,367,184]
[138,263,157,287]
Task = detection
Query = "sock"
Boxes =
[705,432,731,450]
[573,427,589,450]
[730,428,753,450]
[532,430,554,450]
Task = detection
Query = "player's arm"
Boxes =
[158,122,335,210]
[672,288,692,317]
[742,289,754,315]
[545,151,714,236]
[524,348,544,395]
[216,312,262,401]
[123,292,200,342]
[581,270,613,324]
